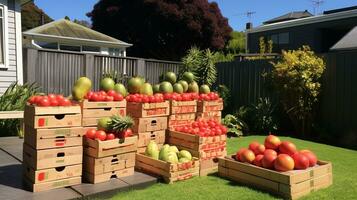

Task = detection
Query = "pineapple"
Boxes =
[107,115,134,133]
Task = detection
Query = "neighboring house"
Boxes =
[246,6,357,53]
[0,0,28,94]
[23,18,132,56]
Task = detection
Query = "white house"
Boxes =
[0,0,27,94]
[22,18,132,56]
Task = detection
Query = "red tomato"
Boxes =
[59,98,71,106]
[85,129,96,139]
[95,130,107,141]
[105,96,114,101]
[99,91,107,96]
[163,93,172,100]
[107,90,116,97]
[203,95,211,101]
[85,91,94,99]
[142,95,150,103]
[148,95,156,103]
[47,94,57,100]
[124,129,133,137]
[220,126,228,134]
[113,93,124,101]
[90,93,99,102]
[27,96,37,105]
[106,133,116,140]
[38,98,51,107]
[50,99,59,106]
[34,96,44,104]
[56,95,64,102]
[97,94,105,101]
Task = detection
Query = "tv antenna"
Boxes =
[235,11,256,23]
[311,0,324,15]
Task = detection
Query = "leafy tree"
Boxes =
[87,0,232,60]
[269,46,325,135]
[226,31,246,54]
[21,1,53,31]
[73,19,91,28]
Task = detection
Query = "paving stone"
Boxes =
[119,171,158,189]
[0,137,24,162]
[0,149,21,166]
[0,137,23,147]
[71,179,130,198]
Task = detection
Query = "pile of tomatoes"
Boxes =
[126,93,165,103]
[28,94,72,107]
[163,92,220,101]
[85,128,133,141]
[85,90,124,102]
[174,119,227,137]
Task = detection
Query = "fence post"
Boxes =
[137,58,146,77]
[84,54,95,80]
[25,48,38,83]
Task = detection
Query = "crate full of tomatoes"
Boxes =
[218,135,332,199]
[167,119,228,176]
[126,93,170,118]
[83,115,137,183]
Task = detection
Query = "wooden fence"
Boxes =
[23,48,182,95]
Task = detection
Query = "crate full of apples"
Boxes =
[218,135,333,199]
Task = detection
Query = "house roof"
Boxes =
[247,8,357,34]
[263,10,313,24]
[330,26,357,51]
[23,19,132,47]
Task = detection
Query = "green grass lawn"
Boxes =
[106,136,357,200]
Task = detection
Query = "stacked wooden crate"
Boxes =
[196,99,223,122]
[167,131,227,176]
[80,99,126,129]
[83,136,138,183]
[23,105,83,192]
[168,100,197,130]
[127,101,170,153]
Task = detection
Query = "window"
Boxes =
[35,41,58,49]
[82,46,100,53]
[0,7,4,65]
[279,32,289,44]
[271,34,278,44]
[59,45,81,52]
[109,48,120,56]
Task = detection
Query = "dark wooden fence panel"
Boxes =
[144,60,182,84]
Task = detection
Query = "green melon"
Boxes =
[173,83,184,94]
[128,77,144,94]
[100,77,115,92]
[159,81,173,93]
[153,84,161,94]
[199,84,211,94]
[178,80,189,92]
[183,72,195,83]
[188,81,199,93]
[113,83,127,97]
[164,72,177,84]
[140,83,154,95]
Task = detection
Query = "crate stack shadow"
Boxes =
[22,105,83,192]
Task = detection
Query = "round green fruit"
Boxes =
[159,81,173,93]
[100,78,115,92]
[113,83,127,97]
[183,72,195,83]
[179,157,190,163]
[164,71,177,84]
[188,81,199,93]
[97,117,112,131]
[128,77,144,94]
[72,85,87,101]
[75,77,92,91]
[199,84,211,94]
[140,83,153,96]
[153,84,160,94]
[173,83,184,94]
[178,80,188,92]
[178,150,192,160]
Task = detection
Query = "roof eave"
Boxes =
[23,32,133,47]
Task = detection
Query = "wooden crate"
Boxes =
[23,163,82,184]
[197,99,223,113]
[84,167,135,184]
[23,144,83,170]
[196,111,222,123]
[84,136,138,158]
[137,130,166,148]
[81,99,126,127]
[24,176,81,193]
[24,105,82,129]
[170,100,197,114]
[168,113,196,130]
[127,101,170,118]
[218,156,333,200]
[136,153,200,184]
[132,117,168,133]
[24,126,83,150]
[84,152,135,175]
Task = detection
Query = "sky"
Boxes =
[36,0,357,31]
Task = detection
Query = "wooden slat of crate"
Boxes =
[167,135,225,151]
[24,126,83,150]
[127,101,170,118]
[196,111,222,122]
[197,99,223,112]
[23,144,83,170]
[137,130,166,147]
[84,136,138,158]
[84,167,134,184]
[168,113,195,130]
[25,113,82,129]
[23,163,82,183]
[82,107,125,118]
[80,99,126,109]
[24,176,81,193]
[24,104,81,116]
[82,108,126,127]
[170,100,197,114]
[132,117,168,133]
[84,152,135,174]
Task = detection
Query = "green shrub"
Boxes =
[221,114,247,137]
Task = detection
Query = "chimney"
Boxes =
[246,22,253,30]
[40,12,45,25]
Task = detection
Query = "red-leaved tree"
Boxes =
[87,0,232,60]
